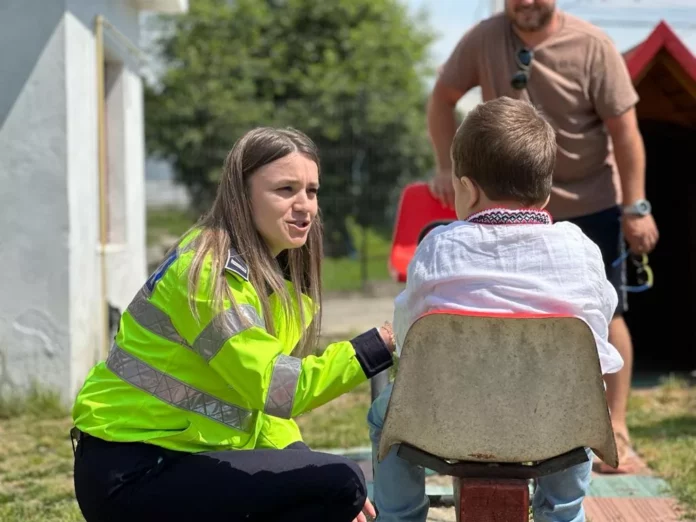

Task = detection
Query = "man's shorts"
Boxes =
[560,206,627,316]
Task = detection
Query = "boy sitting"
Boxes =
[367,96,623,522]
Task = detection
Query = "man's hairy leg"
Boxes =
[606,315,633,440]
[595,315,649,473]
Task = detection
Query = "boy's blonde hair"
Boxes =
[451,96,557,205]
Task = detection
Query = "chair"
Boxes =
[389,182,456,282]
[377,310,618,522]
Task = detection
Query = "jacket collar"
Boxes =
[225,247,250,281]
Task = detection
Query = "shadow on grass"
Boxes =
[631,415,696,440]
[628,382,696,519]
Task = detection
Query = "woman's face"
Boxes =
[248,152,319,256]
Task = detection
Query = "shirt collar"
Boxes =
[466,208,553,225]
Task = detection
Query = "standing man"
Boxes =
[427,0,658,473]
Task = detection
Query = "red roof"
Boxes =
[623,20,696,84]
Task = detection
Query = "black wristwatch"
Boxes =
[622,199,652,217]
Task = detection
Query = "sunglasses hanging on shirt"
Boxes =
[511,47,534,90]
[612,250,654,293]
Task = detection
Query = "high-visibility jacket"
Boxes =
[72,230,392,452]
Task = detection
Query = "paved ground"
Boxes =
[322,294,398,337]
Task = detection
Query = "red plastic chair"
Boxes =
[389,182,457,282]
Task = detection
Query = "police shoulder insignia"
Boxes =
[225,248,249,281]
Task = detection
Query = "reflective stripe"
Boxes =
[192,304,264,361]
[106,343,254,433]
[128,279,265,366]
[264,355,301,419]
[126,288,189,347]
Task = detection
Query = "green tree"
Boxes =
[145,0,435,255]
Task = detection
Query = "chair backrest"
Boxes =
[378,311,618,468]
[389,182,456,282]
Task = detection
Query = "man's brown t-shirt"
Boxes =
[439,12,639,219]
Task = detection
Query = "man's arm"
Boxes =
[605,107,645,206]
[589,32,658,255]
[426,81,465,208]
[605,108,659,254]
[427,25,482,208]
[427,81,464,175]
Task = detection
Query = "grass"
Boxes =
[146,208,393,293]
[628,375,696,519]
[146,207,200,247]
[0,416,82,521]
[2,377,693,521]
[0,384,68,421]
[0,389,80,521]
[298,381,373,449]
[322,222,392,293]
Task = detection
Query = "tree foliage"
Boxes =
[145,0,435,255]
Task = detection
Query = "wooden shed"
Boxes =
[621,21,696,372]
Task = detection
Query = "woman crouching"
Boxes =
[71,127,395,522]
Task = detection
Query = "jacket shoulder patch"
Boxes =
[225,248,249,281]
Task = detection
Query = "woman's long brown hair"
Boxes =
[186,127,323,356]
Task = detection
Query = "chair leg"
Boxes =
[454,477,529,522]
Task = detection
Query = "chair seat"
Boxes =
[378,312,618,469]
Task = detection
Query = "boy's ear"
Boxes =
[460,176,480,207]
[539,194,551,209]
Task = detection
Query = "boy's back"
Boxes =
[394,209,622,375]
[369,96,622,522]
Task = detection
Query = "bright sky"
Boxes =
[407,0,696,107]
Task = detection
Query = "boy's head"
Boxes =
[451,96,557,220]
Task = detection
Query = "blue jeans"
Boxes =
[367,383,593,522]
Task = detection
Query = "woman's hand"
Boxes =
[379,322,395,353]
[353,497,376,522]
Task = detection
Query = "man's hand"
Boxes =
[606,108,656,255]
[622,213,658,254]
[429,170,455,209]
[352,497,376,522]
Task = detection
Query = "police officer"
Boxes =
[71,127,395,522]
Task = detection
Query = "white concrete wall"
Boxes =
[106,62,128,244]
[0,0,148,402]
[65,1,147,397]
[0,1,71,399]
[64,11,104,398]
[105,65,147,312]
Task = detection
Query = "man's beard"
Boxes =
[508,4,555,32]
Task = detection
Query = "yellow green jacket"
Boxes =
[72,231,392,452]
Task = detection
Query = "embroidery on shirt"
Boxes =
[467,208,552,225]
